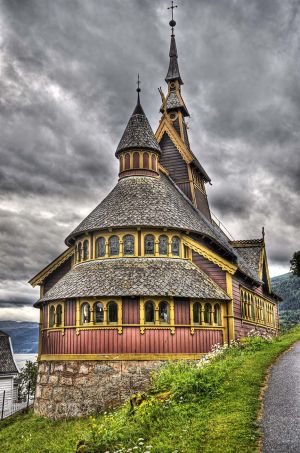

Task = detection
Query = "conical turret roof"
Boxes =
[116,94,161,155]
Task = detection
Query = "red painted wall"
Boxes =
[192,251,227,291]
[42,327,223,355]
[122,298,139,324]
[174,298,190,324]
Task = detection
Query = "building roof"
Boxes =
[116,98,161,155]
[166,34,183,85]
[231,240,263,275]
[0,331,18,375]
[36,257,230,305]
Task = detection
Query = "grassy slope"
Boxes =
[271,273,300,329]
[1,326,300,453]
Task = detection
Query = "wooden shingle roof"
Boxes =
[0,331,18,375]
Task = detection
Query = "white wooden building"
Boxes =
[0,330,19,415]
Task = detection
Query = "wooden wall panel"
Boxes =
[43,305,48,328]
[43,257,72,294]
[122,298,139,324]
[192,251,227,291]
[174,298,190,324]
[64,300,76,326]
[42,327,223,355]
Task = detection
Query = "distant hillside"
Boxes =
[271,273,300,329]
[0,321,39,353]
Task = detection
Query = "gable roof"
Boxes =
[35,257,230,305]
[0,331,18,375]
[29,247,75,287]
[230,239,263,277]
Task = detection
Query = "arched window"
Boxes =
[133,152,140,168]
[159,235,168,255]
[144,234,155,255]
[83,240,89,260]
[204,303,211,324]
[56,304,63,326]
[151,154,157,171]
[145,301,155,323]
[159,301,169,323]
[125,153,130,170]
[171,236,180,256]
[94,302,104,323]
[78,242,82,262]
[109,236,119,256]
[108,301,118,323]
[214,304,221,325]
[81,303,91,324]
[49,306,55,328]
[143,152,149,169]
[96,237,106,258]
[123,235,135,255]
[193,302,201,324]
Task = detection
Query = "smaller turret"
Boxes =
[116,76,162,179]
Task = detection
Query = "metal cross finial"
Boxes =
[168,1,178,34]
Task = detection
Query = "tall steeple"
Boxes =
[116,76,161,179]
[155,3,212,221]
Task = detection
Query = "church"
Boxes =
[29,8,280,419]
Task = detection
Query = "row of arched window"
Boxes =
[119,151,158,173]
[241,290,275,326]
[48,300,222,328]
[76,234,181,262]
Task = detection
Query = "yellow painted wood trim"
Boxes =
[155,117,193,164]
[39,353,205,362]
[183,236,237,274]
[29,246,75,287]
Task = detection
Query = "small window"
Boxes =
[56,304,63,326]
[144,234,155,255]
[123,235,135,255]
[109,236,119,256]
[172,236,180,256]
[96,237,106,258]
[94,302,104,323]
[81,303,91,324]
[193,302,201,324]
[83,240,89,260]
[214,304,221,325]
[159,235,168,255]
[151,154,157,171]
[125,153,130,170]
[143,152,149,169]
[108,301,118,323]
[78,242,82,261]
[159,301,169,323]
[49,306,55,328]
[145,301,155,323]
[204,303,211,324]
[133,152,140,168]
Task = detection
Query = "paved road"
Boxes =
[261,341,300,452]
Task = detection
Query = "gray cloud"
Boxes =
[0,0,299,321]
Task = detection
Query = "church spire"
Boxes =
[116,76,161,179]
[166,2,183,85]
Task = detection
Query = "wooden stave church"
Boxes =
[29,16,280,418]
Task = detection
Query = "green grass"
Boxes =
[1,326,300,453]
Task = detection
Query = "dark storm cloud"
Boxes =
[0,0,299,320]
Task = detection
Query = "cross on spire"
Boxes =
[168,1,178,35]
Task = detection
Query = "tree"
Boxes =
[18,360,38,400]
[290,251,300,277]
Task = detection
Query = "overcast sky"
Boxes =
[0,0,299,323]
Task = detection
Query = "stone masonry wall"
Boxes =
[34,360,163,419]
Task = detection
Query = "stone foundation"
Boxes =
[34,360,163,419]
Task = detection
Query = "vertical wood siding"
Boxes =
[174,298,190,324]
[43,258,72,294]
[43,305,48,328]
[192,251,227,291]
[42,327,223,355]
[65,300,76,326]
[122,298,139,324]
[194,187,211,220]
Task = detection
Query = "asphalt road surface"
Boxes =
[261,341,300,452]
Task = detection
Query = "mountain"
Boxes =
[271,273,300,329]
[0,321,39,353]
